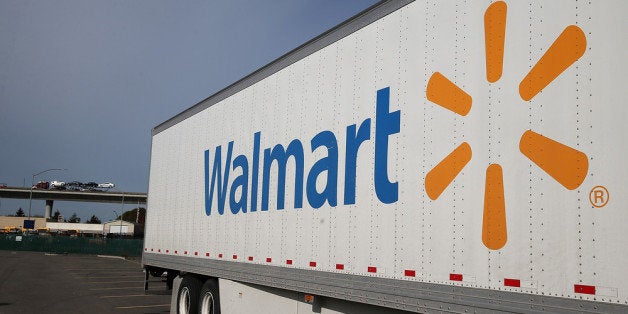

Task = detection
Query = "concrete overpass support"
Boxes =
[45,200,54,219]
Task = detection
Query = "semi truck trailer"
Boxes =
[143,1,628,313]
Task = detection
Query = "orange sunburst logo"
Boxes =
[424,1,589,250]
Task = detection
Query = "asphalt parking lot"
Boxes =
[0,250,171,314]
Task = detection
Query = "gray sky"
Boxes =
[0,0,379,221]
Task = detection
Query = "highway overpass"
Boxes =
[0,187,146,204]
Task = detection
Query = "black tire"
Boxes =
[198,279,221,314]
[149,269,164,277]
[166,271,178,290]
[177,275,202,314]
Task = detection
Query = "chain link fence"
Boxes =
[0,234,143,257]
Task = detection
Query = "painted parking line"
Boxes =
[88,280,145,284]
[115,304,170,309]
[64,268,138,271]
[70,270,142,273]
[71,273,144,278]
[72,274,143,277]
[100,294,153,298]
[68,269,141,272]
[78,276,145,279]
[97,255,127,260]
[71,272,136,274]
[90,286,144,291]
[69,269,141,273]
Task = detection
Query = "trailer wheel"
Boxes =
[166,271,178,290]
[177,276,202,314]
[149,269,164,277]
[199,279,220,314]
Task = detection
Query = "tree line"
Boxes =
[7,207,147,224]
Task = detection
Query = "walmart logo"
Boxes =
[424,1,589,250]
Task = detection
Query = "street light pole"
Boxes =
[113,210,119,236]
[28,168,67,220]
[111,187,125,237]
[119,192,125,236]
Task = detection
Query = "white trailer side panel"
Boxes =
[145,0,628,311]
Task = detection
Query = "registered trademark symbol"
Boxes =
[589,186,609,208]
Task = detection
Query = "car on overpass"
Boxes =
[78,182,98,191]
[32,181,49,189]
[65,181,82,191]
[50,181,65,190]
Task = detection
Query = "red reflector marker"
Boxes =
[248,256,253,261]
[309,261,317,267]
[205,252,210,257]
[144,248,147,251]
[232,255,238,260]
[158,249,161,253]
[286,259,293,265]
[184,251,188,255]
[367,266,377,273]
[175,251,178,254]
[150,248,153,252]
[405,270,416,277]
[194,252,198,256]
[450,273,463,281]
[166,250,169,253]
[574,284,596,295]
[266,257,272,263]
[504,278,521,287]
[218,253,223,258]
[336,264,344,270]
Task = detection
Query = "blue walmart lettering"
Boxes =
[204,87,400,215]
